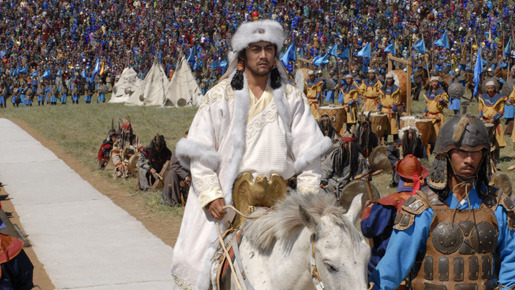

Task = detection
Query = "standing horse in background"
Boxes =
[213,192,370,290]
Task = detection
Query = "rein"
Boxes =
[310,234,326,290]
[215,206,266,290]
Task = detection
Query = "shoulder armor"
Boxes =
[394,194,430,231]
[499,193,515,231]
[420,187,444,206]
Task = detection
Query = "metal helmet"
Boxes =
[433,114,490,156]
[428,114,491,190]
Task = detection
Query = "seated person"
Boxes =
[318,114,340,143]
[137,134,172,191]
[162,132,191,207]
[321,132,369,197]
[387,126,428,187]
[97,128,119,170]
[111,117,142,178]
[361,154,428,281]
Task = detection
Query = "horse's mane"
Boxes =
[243,192,346,252]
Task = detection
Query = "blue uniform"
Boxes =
[371,185,515,289]
[96,84,105,102]
[59,85,67,104]
[361,181,421,280]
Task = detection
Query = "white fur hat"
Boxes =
[386,71,395,79]
[430,76,441,82]
[485,80,497,88]
[231,20,286,56]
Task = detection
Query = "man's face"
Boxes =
[345,77,352,84]
[449,148,483,178]
[244,41,275,77]
[309,74,315,81]
[368,72,375,80]
[431,80,439,89]
[486,86,495,95]
[386,77,394,85]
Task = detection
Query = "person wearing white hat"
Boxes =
[171,20,332,289]
[337,73,360,132]
[479,80,506,163]
[379,71,402,141]
[423,76,449,151]
[304,68,324,119]
[359,67,382,111]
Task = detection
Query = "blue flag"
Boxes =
[57,69,62,76]
[81,68,87,79]
[433,31,450,49]
[31,70,38,77]
[328,45,338,57]
[357,43,371,58]
[280,44,296,67]
[42,68,51,78]
[219,59,228,69]
[338,46,350,59]
[473,47,483,97]
[384,42,396,55]
[209,59,220,69]
[19,66,28,74]
[505,37,512,56]
[313,52,329,67]
[187,47,195,63]
[413,39,426,55]
[92,57,101,76]
[193,60,199,71]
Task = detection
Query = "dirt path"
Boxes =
[3,118,182,288]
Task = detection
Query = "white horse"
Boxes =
[213,192,371,290]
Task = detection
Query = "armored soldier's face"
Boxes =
[449,148,482,178]
[244,41,276,77]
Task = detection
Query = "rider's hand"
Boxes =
[207,198,226,220]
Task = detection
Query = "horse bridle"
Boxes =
[310,234,326,290]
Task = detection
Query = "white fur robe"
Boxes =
[171,78,332,289]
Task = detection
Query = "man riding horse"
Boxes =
[171,20,331,289]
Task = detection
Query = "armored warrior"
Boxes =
[361,154,428,280]
[360,68,382,112]
[304,70,324,119]
[479,80,507,163]
[370,114,515,289]
[337,74,360,133]
[379,72,401,141]
[423,76,449,151]
[171,20,331,289]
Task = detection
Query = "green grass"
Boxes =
[1,89,513,215]
[0,94,197,217]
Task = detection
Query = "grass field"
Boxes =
[0,95,197,218]
[0,91,513,222]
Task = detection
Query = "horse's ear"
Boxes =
[345,193,364,225]
[299,205,317,233]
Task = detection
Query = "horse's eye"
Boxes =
[324,261,338,273]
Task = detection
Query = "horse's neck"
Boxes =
[240,228,313,289]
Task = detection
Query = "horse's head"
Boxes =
[299,193,371,290]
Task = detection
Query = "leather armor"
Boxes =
[393,187,515,289]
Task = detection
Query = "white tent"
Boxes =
[109,67,142,103]
[126,60,170,106]
[165,57,203,107]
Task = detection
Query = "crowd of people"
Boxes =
[1,0,515,107]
